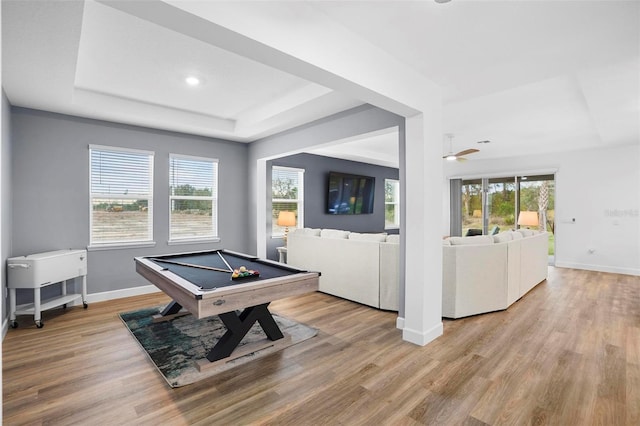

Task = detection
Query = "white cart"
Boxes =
[7,249,88,328]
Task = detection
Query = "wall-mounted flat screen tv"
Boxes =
[327,172,375,215]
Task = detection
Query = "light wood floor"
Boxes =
[3,267,639,425]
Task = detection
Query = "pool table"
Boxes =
[134,249,319,367]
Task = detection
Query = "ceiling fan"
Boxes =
[443,133,479,162]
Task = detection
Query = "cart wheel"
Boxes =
[36,321,44,329]
[83,302,88,309]
[10,321,18,329]
[63,304,67,309]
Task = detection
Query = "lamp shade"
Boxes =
[517,211,539,227]
[277,211,296,227]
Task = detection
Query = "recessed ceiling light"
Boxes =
[435,0,451,3]
[185,76,201,87]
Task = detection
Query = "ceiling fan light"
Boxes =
[446,154,457,161]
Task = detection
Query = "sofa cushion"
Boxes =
[493,232,513,243]
[448,235,495,245]
[386,234,400,244]
[510,231,524,240]
[349,232,388,242]
[293,227,321,237]
[517,229,535,237]
[320,229,351,239]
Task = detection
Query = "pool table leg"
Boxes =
[160,301,183,316]
[206,303,284,362]
[153,300,191,323]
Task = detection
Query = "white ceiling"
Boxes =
[3,0,639,167]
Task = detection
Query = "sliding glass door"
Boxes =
[487,177,516,235]
[459,177,517,236]
[461,179,483,237]
[454,174,555,261]
[518,175,555,257]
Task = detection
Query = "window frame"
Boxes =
[168,153,219,244]
[271,166,304,238]
[384,178,401,230]
[88,144,155,250]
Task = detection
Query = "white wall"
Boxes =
[443,144,640,276]
[1,2,6,410]
[1,92,11,323]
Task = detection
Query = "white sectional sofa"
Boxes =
[287,228,399,311]
[442,229,549,318]
[288,227,547,318]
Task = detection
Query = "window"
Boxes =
[272,166,304,236]
[89,145,154,246]
[385,179,400,229]
[169,154,218,242]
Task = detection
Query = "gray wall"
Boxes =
[2,91,13,322]
[10,108,249,303]
[266,153,399,260]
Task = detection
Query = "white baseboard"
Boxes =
[68,284,162,306]
[396,316,405,330]
[555,261,640,276]
[402,321,443,346]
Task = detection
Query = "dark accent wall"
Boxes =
[247,105,405,256]
[266,153,399,260]
[10,108,249,304]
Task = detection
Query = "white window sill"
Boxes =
[168,237,221,246]
[88,241,156,251]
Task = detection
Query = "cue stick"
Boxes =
[151,258,231,273]
[217,251,234,272]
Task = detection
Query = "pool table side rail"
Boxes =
[146,249,307,273]
[197,273,319,318]
[149,248,258,262]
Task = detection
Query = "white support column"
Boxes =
[255,159,267,258]
[402,110,443,346]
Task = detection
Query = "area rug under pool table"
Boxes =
[119,306,317,387]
